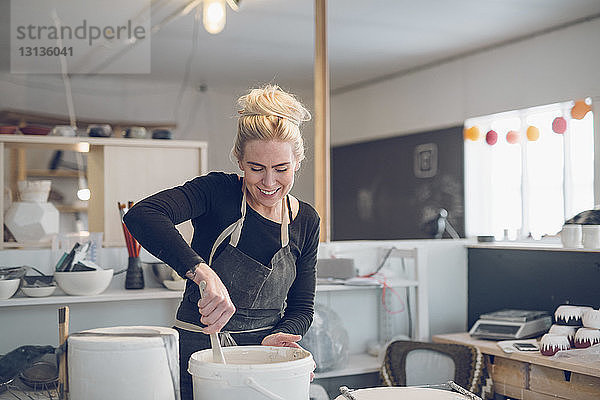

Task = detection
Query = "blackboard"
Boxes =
[332,126,464,240]
[468,248,600,328]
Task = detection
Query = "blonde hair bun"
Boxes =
[233,85,311,163]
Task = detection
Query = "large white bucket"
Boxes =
[334,387,468,400]
[189,346,314,400]
[67,326,179,400]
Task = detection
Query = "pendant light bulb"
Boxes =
[77,176,90,201]
[203,0,226,34]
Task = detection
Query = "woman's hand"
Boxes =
[262,333,315,381]
[186,263,235,334]
[261,333,302,348]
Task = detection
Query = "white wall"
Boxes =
[331,19,600,146]
[0,76,316,202]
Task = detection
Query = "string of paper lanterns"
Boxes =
[464,99,592,145]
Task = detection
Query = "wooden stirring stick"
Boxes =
[58,306,70,400]
[198,281,226,364]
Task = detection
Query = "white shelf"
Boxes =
[314,352,381,379]
[316,279,419,292]
[0,135,208,150]
[0,287,183,307]
[1,280,419,308]
[468,242,600,252]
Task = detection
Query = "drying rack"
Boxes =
[0,380,58,400]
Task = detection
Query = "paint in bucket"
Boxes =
[189,346,314,400]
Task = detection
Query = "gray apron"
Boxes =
[175,187,297,334]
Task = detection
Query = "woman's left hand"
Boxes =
[261,333,302,348]
[262,333,315,381]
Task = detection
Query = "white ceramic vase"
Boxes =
[5,180,59,243]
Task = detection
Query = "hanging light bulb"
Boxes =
[77,176,91,201]
[203,0,226,34]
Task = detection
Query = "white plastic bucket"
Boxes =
[67,326,179,400]
[334,387,468,400]
[189,346,314,400]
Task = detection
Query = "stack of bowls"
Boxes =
[21,273,57,297]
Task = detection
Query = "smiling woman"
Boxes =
[240,140,299,220]
[123,84,320,400]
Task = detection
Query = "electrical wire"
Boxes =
[406,282,413,338]
[445,219,461,239]
[173,6,202,123]
[363,246,395,278]
[51,10,76,128]
[358,247,408,315]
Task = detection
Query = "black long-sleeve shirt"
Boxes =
[123,172,320,336]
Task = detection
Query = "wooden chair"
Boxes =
[380,340,494,399]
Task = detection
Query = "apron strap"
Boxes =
[174,318,274,335]
[229,184,247,247]
[281,195,289,248]
[208,218,244,265]
[208,180,290,264]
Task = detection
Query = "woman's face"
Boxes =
[239,140,299,213]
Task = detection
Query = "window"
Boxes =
[464,99,594,239]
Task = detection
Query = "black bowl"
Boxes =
[87,125,112,137]
[152,129,172,140]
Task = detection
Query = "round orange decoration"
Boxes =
[571,100,591,120]
[464,126,480,141]
[526,126,540,141]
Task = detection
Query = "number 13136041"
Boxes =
[18,46,73,57]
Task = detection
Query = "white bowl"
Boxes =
[0,279,21,299]
[21,285,57,297]
[54,269,113,296]
[163,279,185,291]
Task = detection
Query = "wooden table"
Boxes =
[433,333,600,400]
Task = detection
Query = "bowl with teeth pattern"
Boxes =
[540,334,570,356]
[574,327,600,348]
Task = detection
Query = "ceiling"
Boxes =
[2,0,600,93]
[146,0,600,93]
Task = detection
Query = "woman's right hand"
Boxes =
[186,263,236,334]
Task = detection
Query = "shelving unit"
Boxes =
[0,282,390,381]
[0,244,429,396]
[0,134,208,247]
[0,109,176,133]
[312,246,429,385]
